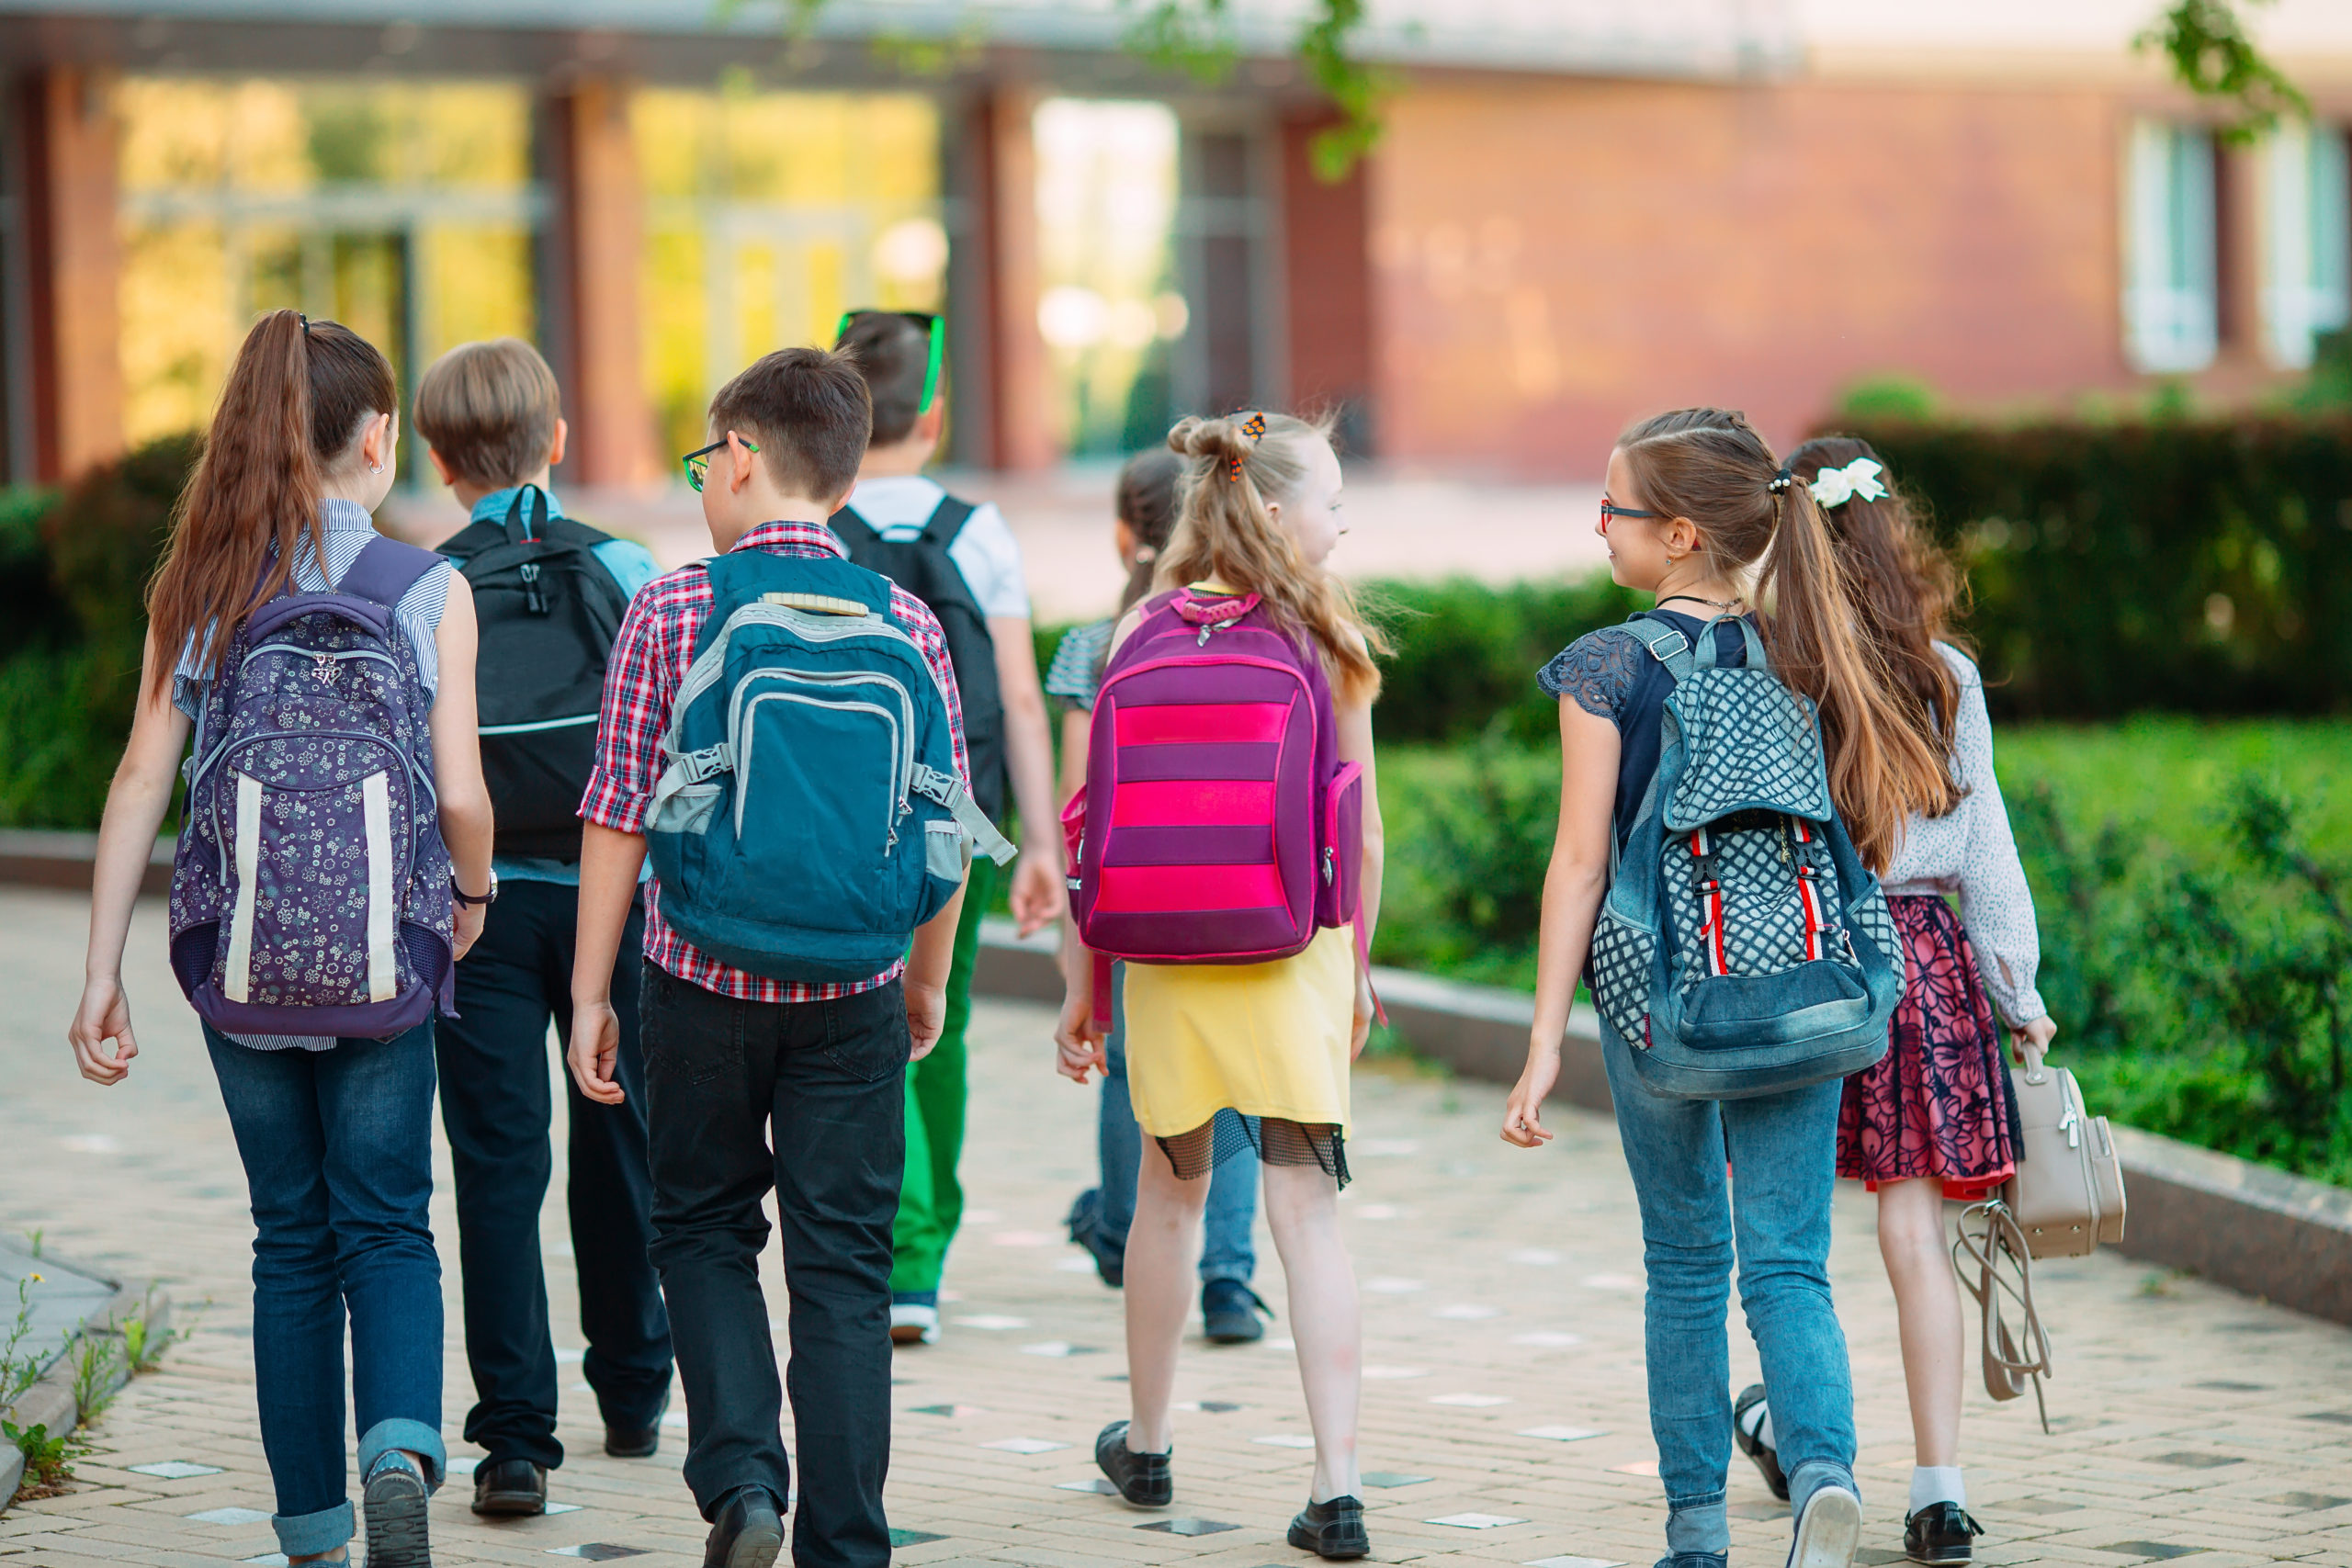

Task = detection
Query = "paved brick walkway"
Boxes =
[2,886,2348,1567]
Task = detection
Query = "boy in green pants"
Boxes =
[831,310,1064,1344]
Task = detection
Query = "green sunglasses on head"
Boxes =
[836,310,944,415]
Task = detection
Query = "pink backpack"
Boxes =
[1066,587,1374,1014]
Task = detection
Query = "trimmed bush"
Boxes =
[1838,415,2352,717]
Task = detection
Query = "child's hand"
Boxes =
[2009,1014,2056,1064]
[1350,973,1375,1060]
[1009,852,1068,938]
[67,975,138,1087]
[908,980,948,1061]
[1055,989,1104,1082]
[453,900,486,963]
[1501,1043,1560,1148]
[568,998,626,1105]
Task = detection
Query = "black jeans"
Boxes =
[436,880,673,1469]
[639,963,908,1568]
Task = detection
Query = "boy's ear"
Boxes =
[425,444,457,489]
[727,431,760,494]
[547,416,568,471]
[914,403,946,446]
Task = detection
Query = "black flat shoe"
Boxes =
[1203,1280,1271,1344]
[1732,1382,1790,1502]
[469,1457,548,1517]
[1093,1419,1171,1508]
[1905,1501,1984,1565]
[361,1454,432,1568]
[1287,1494,1369,1560]
[607,1390,669,1459]
[703,1485,785,1568]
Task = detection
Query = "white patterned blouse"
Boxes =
[1882,642,2048,1027]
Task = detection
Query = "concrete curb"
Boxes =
[1,1253,170,1512]
[0,831,170,897]
[976,919,2352,1327]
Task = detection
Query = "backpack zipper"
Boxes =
[519,561,547,615]
[726,668,917,812]
[672,602,949,742]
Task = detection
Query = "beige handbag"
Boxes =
[2001,1043,2127,1258]
[1950,1041,2128,1431]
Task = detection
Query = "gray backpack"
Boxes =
[1586,613,1905,1099]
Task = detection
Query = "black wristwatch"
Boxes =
[453,869,499,908]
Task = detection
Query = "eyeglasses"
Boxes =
[1600,499,1661,530]
[836,310,944,415]
[682,435,759,493]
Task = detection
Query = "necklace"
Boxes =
[1657,592,1744,613]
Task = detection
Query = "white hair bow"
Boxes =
[1808,457,1887,509]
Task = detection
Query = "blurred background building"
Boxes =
[3,0,2350,505]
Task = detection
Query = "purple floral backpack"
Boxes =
[169,536,456,1039]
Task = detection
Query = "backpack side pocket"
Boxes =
[1589,903,1657,1046]
[1315,760,1364,931]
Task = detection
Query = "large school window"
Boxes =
[2262,119,2351,369]
[2123,120,2220,374]
[635,90,944,470]
[115,78,540,469]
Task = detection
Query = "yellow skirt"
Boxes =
[1122,925,1355,1138]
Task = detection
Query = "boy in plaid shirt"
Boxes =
[566,347,967,1568]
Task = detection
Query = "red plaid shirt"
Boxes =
[579,519,968,1000]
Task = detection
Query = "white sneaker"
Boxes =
[889,1303,940,1346]
[1788,1482,1862,1568]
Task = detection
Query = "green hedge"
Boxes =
[1842,415,2352,717]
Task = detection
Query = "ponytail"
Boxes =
[1113,446,1182,615]
[146,310,397,687]
[1158,412,1387,704]
[1617,409,1954,871]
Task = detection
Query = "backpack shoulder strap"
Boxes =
[919,495,978,547]
[1624,611,1698,683]
[829,507,880,548]
[336,535,444,611]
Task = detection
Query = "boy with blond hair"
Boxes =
[415,338,673,1519]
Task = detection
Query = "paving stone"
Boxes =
[0,890,2347,1564]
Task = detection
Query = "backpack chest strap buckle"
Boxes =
[673,742,735,784]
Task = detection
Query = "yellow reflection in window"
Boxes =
[636,87,942,469]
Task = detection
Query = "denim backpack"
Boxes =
[169,537,456,1038]
[643,549,1013,984]
[1587,613,1904,1099]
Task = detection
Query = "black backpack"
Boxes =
[437,486,631,861]
[830,496,1006,822]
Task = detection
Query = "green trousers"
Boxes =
[890,853,995,1296]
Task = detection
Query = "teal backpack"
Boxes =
[1587,613,1905,1099]
[643,550,1013,984]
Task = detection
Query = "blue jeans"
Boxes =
[1100,963,1257,1284]
[204,1025,447,1559]
[1599,1021,1857,1558]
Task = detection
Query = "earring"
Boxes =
[368,460,385,474]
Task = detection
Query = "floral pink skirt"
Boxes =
[1837,894,2018,1200]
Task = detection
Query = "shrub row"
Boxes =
[1842,415,2352,717]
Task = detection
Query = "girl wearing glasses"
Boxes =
[1503,410,1957,1568]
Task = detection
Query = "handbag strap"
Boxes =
[1952,1199,2054,1433]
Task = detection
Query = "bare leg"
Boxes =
[1125,1141,1208,1452]
[1877,1178,1963,1468]
[1261,1160,1362,1502]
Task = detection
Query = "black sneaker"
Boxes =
[703,1484,785,1568]
[469,1456,547,1517]
[1093,1419,1172,1508]
[1203,1280,1271,1344]
[607,1390,669,1458]
[1067,1188,1125,1287]
[1733,1382,1790,1501]
[361,1452,432,1568]
[1287,1494,1369,1560]
[1904,1501,1983,1565]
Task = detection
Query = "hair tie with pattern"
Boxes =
[1227,412,1269,481]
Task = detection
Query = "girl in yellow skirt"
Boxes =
[1055,411,1385,1560]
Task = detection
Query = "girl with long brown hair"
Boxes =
[1054,412,1386,1559]
[1732,439,2052,1567]
[1501,409,1955,1568]
[65,310,493,1568]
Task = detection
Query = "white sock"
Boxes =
[1738,1399,1775,1451]
[1909,1465,1965,1514]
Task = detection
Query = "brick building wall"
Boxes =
[1364,74,2143,475]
